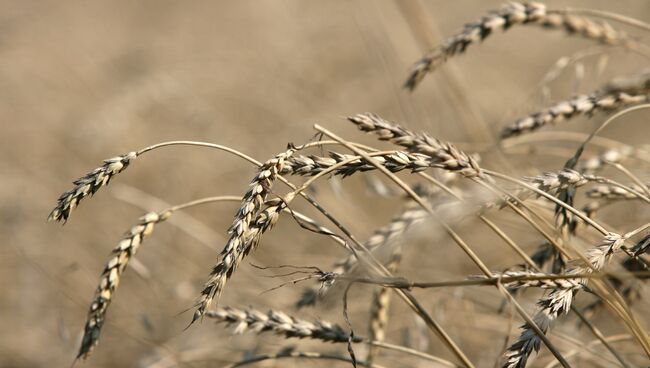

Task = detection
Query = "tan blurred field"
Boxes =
[2,1,650,367]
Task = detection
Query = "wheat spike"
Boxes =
[193,149,294,323]
[206,305,360,343]
[348,113,482,178]
[405,1,632,90]
[77,210,168,359]
[49,152,137,222]
[503,233,624,367]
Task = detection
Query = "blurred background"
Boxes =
[2,1,650,367]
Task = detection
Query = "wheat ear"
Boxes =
[405,1,632,90]
[206,306,360,343]
[193,149,294,323]
[501,92,650,138]
[49,152,137,222]
[348,113,482,177]
[503,233,625,367]
[77,210,168,359]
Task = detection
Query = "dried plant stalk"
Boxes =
[193,148,294,322]
[77,210,169,359]
[405,1,632,90]
[49,152,137,222]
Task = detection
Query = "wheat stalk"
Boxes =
[48,152,137,222]
[405,1,632,90]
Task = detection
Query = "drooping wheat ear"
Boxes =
[205,306,361,343]
[586,183,647,200]
[580,146,634,174]
[193,149,294,323]
[367,246,402,364]
[472,270,582,290]
[295,202,428,308]
[405,1,632,90]
[501,92,650,138]
[49,152,137,222]
[77,210,169,359]
[503,232,624,368]
[348,113,482,178]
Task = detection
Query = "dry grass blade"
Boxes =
[405,1,633,90]
[48,152,137,222]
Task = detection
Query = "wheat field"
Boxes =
[2,1,650,367]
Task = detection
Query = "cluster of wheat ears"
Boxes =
[49,2,650,367]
